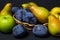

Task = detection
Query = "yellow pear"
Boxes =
[28,2,49,23]
[22,2,37,8]
[48,15,60,36]
[29,2,38,7]
[0,3,12,15]
[22,3,29,8]
[50,7,60,20]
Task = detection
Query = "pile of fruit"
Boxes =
[0,2,60,38]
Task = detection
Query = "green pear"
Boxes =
[28,2,49,23]
[48,15,60,36]
[0,3,12,15]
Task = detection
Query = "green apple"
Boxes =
[0,14,16,33]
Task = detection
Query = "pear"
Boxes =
[22,3,29,8]
[22,2,37,8]
[29,2,38,7]
[0,3,12,15]
[28,2,49,23]
[50,7,60,20]
[48,15,60,36]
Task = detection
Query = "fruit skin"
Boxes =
[15,8,37,24]
[0,14,16,33]
[32,24,48,37]
[22,2,37,8]
[15,9,23,21]
[22,2,49,23]
[22,4,29,8]
[50,7,60,20]
[48,15,60,36]
[12,24,27,37]
[0,3,12,15]
[12,6,20,13]
[22,9,37,24]
[29,4,49,23]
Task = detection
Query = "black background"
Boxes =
[0,0,60,40]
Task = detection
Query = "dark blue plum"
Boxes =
[15,8,37,24]
[12,24,27,37]
[12,7,20,13]
[15,9,23,21]
[22,9,37,24]
[32,24,48,37]
[24,8,31,12]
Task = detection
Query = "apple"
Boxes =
[0,14,16,33]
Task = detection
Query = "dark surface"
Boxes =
[0,0,60,40]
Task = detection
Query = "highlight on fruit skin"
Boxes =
[50,7,60,20]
